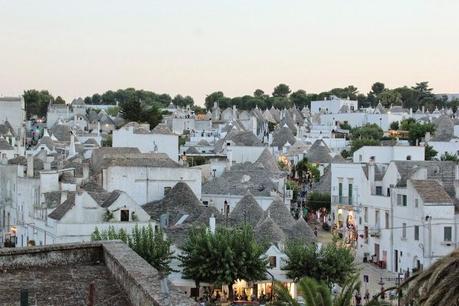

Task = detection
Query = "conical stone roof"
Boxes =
[142,182,203,222]
[229,192,264,228]
[255,215,286,245]
[264,196,295,232]
[286,217,316,243]
[254,148,281,173]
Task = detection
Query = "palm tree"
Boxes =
[398,248,459,306]
[269,274,362,306]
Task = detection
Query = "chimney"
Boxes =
[226,148,233,170]
[97,121,101,136]
[410,108,413,116]
[69,133,76,157]
[82,163,90,180]
[26,154,34,177]
[209,214,216,234]
[368,158,376,195]
[232,104,237,119]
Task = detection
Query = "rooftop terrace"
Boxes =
[0,241,195,306]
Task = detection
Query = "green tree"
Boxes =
[295,158,320,183]
[390,121,399,130]
[400,119,435,145]
[271,275,362,306]
[254,89,265,98]
[24,89,54,119]
[55,96,66,104]
[440,152,458,161]
[424,144,438,161]
[205,91,225,109]
[351,124,383,140]
[282,242,356,287]
[339,122,352,131]
[105,106,120,116]
[307,192,331,211]
[399,248,459,306]
[272,83,291,98]
[179,225,267,300]
[290,90,309,108]
[172,94,194,107]
[91,225,175,276]
[371,82,385,95]
[378,89,402,107]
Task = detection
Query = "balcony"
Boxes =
[369,226,381,237]
[332,196,353,206]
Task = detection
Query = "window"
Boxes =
[268,256,277,268]
[414,225,419,241]
[397,194,402,206]
[348,184,353,205]
[375,210,380,228]
[364,207,368,223]
[120,209,129,222]
[402,195,407,206]
[444,227,452,242]
[359,155,362,162]
[385,212,389,229]
[406,155,411,160]
[415,199,419,208]
[376,186,382,195]
[202,201,209,207]
[164,187,171,196]
[402,223,407,239]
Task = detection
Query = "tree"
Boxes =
[371,82,385,95]
[307,192,331,211]
[282,242,356,287]
[351,124,383,140]
[378,89,402,107]
[24,89,54,119]
[272,83,291,98]
[55,96,66,104]
[399,248,459,306]
[424,145,438,161]
[440,152,458,161]
[271,275,362,306]
[290,90,309,108]
[105,106,120,116]
[91,225,175,275]
[295,158,320,183]
[205,91,225,109]
[339,122,352,131]
[254,89,265,98]
[390,121,399,130]
[400,119,435,145]
[179,225,267,301]
[172,94,194,107]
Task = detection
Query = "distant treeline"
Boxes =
[23,82,458,119]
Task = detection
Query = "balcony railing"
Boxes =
[332,196,354,205]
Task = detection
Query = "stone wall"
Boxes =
[0,241,196,306]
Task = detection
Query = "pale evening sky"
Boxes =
[0,0,458,105]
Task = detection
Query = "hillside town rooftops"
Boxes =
[98,152,180,169]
